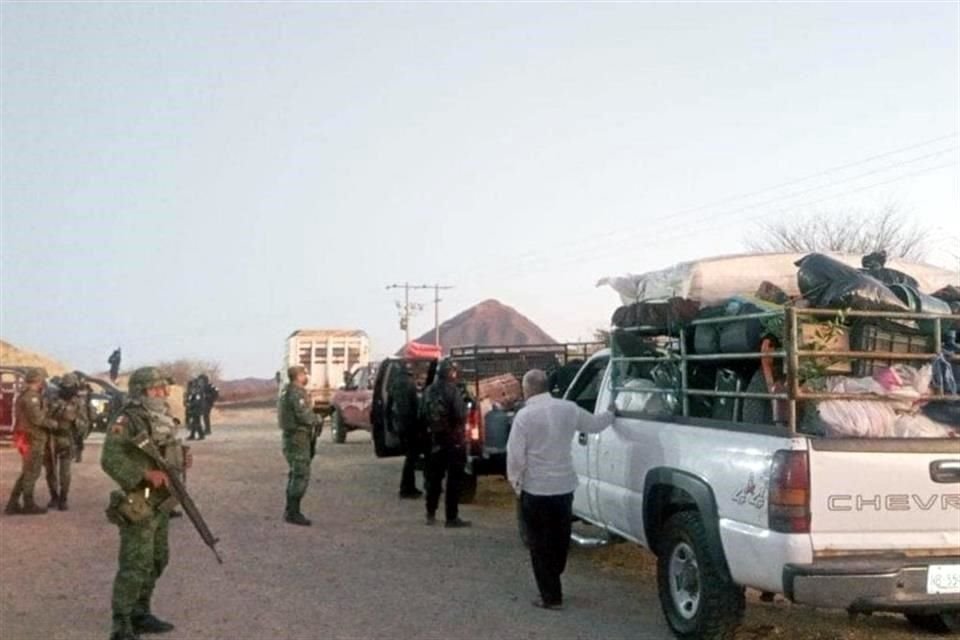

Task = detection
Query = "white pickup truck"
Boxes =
[564,307,960,639]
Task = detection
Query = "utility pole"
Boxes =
[387,282,454,347]
[432,283,454,347]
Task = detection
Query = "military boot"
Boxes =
[58,493,69,512]
[132,613,175,634]
[284,497,311,526]
[47,491,60,509]
[20,497,48,515]
[110,617,141,640]
[3,501,21,515]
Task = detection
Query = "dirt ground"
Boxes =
[0,408,939,640]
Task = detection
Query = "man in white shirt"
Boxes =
[506,369,615,610]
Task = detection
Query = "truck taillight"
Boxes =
[769,450,810,534]
[467,407,481,442]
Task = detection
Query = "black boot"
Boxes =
[132,613,175,634]
[284,497,311,526]
[110,617,141,640]
[47,491,59,509]
[58,493,69,512]
[4,501,22,515]
[20,497,47,515]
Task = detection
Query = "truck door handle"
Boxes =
[578,432,588,446]
[930,460,960,484]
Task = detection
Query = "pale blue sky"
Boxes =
[2,2,958,377]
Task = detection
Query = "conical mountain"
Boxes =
[403,299,556,354]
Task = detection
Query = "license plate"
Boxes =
[927,565,960,595]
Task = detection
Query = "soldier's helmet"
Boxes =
[24,368,48,384]
[60,373,80,389]
[128,367,169,396]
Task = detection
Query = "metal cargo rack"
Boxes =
[610,307,959,434]
[450,342,605,395]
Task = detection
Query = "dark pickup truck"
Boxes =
[370,343,603,501]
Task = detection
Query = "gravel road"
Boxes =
[0,409,669,640]
[0,409,936,640]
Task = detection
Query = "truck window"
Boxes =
[614,357,680,419]
[567,358,609,413]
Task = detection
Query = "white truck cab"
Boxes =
[566,312,960,639]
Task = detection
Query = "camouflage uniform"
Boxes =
[421,360,468,525]
[101,367,180,640]
[278,366,320,525]
[5,368,58,515]
[44,373,91,510]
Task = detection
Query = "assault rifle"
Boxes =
[131,432,223,564]
[310,406,335,458]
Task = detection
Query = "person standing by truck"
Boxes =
[278,365,322,526]
[507,369,615,610]
[390,362,423,498]
[421,359,470,528]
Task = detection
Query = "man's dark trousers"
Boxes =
[425,445,465,521]
[521,491,574,605]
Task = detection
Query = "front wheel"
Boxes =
[332,410,348,444]
[906,612,960,635]
[656,511,744,640]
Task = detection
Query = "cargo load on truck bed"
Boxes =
[600,252,960,438]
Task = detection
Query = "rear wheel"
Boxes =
[656,511,744,640]
[905,612,960,635]
[332,410,348,444]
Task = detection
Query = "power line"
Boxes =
[386,282,454,346]
[454,133,959,281]
[495,159,958,283]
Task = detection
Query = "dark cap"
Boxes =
[288,365,307,380]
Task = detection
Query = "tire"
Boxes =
[905,612,960,635]
[741,371,773,425]
[333,410,348,444]
[459,472,477,504]
[656,511,745,640]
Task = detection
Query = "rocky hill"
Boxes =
[0,339,70,376]
[404,299,556,354]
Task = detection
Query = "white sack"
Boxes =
[598,253,958,305]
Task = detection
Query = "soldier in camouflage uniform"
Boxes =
[44,373,91,511]
[101,367,188,640]
[278,365,321,526]
[422,359,471,528]
[4,368,58,515]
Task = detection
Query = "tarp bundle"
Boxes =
[403,342,442,359]
[599,252,958,306]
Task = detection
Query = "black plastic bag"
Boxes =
[933,285,960,303]
[796,253,910,312]
[611,298,700,330]
[860,250,919,288]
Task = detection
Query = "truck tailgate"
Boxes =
[808,440,960,554]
